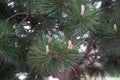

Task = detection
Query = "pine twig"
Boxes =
[84,40,93,59]
[6,13,28,21]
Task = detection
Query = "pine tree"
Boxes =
[0,0,120,80]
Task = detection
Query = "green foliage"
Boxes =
[27,0,100,38]
[0,20,31,76]
[100,23,119,40]
[0,21,18,62]
[0,0,120,80]
[99,55,120,76]
[27,32,80,76]
[0,61,15,80]
[28,0,68,16]
[64,1,100,38]
[0,2,14,19]
[0,21,12,44]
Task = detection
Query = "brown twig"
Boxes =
[48,49,69,59]
[84,40,94,59]
[52,0,68,8]
[6,13,28,21]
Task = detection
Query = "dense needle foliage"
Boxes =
[0,0,120,80]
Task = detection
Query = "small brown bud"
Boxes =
[114,24,117,32]
[46,45,49,54]
[13,24,16,30]
[34,74,38,79]
[67,40,73,50]
[81,5,85,16]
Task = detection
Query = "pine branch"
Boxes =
[6,12,28,21]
